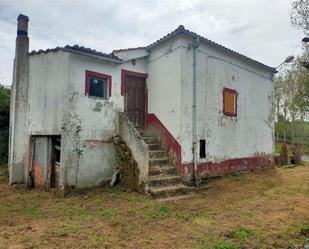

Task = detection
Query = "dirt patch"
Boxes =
[0,166,309,248]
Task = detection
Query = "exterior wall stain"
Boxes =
[179,154,274,181]
[33,160,44,187]
[93,102,103,112]
[84,140,112,148]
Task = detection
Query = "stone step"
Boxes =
[156,192,197,202]
[137,129,152,136]
[148,143,160,150]
[149,165,177,176]
[148,184,192,198]
[148,175,182,187]
[142,136,157,144]
[149,150,166,158]
[149,157,170,166]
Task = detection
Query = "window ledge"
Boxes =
[87,95,109,101]
[223,112,237,117]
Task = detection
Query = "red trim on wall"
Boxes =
[179,155,274,181]
[121,69,148,96]
[147,113,182,165]
[85,70,112,97]
[145,86,148,127]
[223,87,238,117]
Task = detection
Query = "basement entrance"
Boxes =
[29,136,61,190]
[124,74,146,129]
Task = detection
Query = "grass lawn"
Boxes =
[0,165,309,249]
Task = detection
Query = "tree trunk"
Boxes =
[292,115,295,146]
[301,114,304,153]
[283,108,287,144]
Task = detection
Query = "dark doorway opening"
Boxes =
[50,136,61,189]
[28,135,61,191]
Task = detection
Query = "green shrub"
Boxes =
[0,164,8,177]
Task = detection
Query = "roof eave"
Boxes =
[63,48,122,64]
[112,47,146,53]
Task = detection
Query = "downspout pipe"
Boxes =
[192,37,199,186]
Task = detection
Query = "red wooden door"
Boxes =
[125,75,146,129]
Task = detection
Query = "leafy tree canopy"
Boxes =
[290,0,309,34]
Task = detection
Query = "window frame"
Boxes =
[223,87,237,117]
[85,70,112,99]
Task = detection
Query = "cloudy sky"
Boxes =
[0,0,305,86]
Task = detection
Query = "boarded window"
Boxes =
[223,88,237,116]
[85,70,112,99]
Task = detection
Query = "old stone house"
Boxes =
[9,14,276,198]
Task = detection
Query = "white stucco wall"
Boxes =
[28,51,69,135]
[180,40,275,164]
[63,53,148,187]
[147,38,186,143]
[114,48,148,62]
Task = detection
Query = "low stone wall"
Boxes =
[118,113,149,192]
[277,144,302,165]
[112,136,141,191]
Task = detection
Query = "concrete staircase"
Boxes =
[139,131,193,200]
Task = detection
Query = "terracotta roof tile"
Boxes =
[29,45,121,61]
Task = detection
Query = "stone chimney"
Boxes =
[17,14,29,36]
[9,14,30,184]
[15,14,29,72]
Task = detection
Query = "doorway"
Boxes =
[29,135,61,190]
[124,75,146,129]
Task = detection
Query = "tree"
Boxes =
[290,0,309,34]
[274,56,309,146]
[0,84,10,164]
[292,60,309,148]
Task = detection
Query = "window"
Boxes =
[199,139,206,158]
[85,70,112,99]
[223,88,237,116]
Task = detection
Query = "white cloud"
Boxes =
[0,0,304,85]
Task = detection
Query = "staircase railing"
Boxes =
[118,112,149,192]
